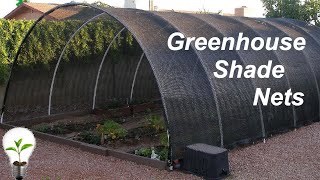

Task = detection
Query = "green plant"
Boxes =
[96,120,127,144]
[159,132,169,148]
[303,0,320,26]
[78,131,100,145]
[158,148,169,161]
[147,115,165,133]
[96,124,105,145]
[262,0,320,26]
[33,124,50,133]
[0,19,139,85]
[92,1,113,8]
[5,138,33,163]
[34,122,92,135]
[135,147,152,157]
[0,62,9,85]
[135,147,168,161]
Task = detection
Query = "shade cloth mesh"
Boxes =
[2,3,320,160]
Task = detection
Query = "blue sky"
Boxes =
[0,0,265,18]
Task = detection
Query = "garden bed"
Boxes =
[29,101,169,161]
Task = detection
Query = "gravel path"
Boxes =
[228,122,320,180]
[0,122,319,179]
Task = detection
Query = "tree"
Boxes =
[92,1,113,8]
[16,0,29,7]
[261,0,303,19]
[262,0,320,26]
[303,0,320,26]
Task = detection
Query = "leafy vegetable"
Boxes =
[96,120,127,144]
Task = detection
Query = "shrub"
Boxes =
[33,124,50,133]
[33,123,82,135]
[0,62,9,85]
[0,19,139,85]
[96,120,127,144]
[78,131,100,145]
[147,115,165,133]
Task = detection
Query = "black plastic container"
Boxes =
[183,143,229,179]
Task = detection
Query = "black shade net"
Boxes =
[2,3,320,160]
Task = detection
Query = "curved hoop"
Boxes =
[129,52,145,103]
[48,13,106,115]
[92,27,126,110]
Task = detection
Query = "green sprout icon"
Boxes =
[5,138,33,164]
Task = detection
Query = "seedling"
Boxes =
[5,138,33,164]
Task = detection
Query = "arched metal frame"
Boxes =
[129,52,145,103]
[260,18,320,126]
[228,16,297,129]
[92,27,126,110]
[2,3,320,160]
[1,3,175,159]
[48,12,106,115]
[152,13,225,147]
[266,18,320,122]
[280,18,320,119]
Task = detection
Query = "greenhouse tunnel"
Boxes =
[1,3,320,161]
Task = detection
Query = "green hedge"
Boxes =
[0,19,138,85]
[0,20,33,84]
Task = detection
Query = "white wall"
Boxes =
[124,0,150,10]
[124,0,136,8]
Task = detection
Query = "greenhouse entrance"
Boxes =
[1,4,170,163]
